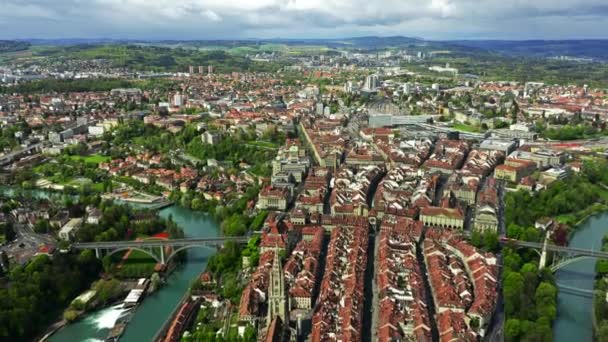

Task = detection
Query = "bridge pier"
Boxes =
[160,245,165,265]
[539,232,549,270]
[95,248,101,259]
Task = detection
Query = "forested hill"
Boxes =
[449,40,608,61]
[34,45,284,73]
[0,40,31,54]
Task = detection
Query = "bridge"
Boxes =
[556,283,595,298]
[0,143,43,167]
[72,236,249,265]
[504,238,608,272]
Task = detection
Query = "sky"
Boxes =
[1,0,608,40]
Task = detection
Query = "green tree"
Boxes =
[597,321,608,341]
[504,271,525,315]
[505,319,521,340]
[535,282,557,320]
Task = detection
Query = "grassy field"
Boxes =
[246,140,279,149]
[69,154,111,164]
[114,249,158,278]
[453,123,481,133]
[555,202,608,227]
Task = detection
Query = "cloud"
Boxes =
[0,0,607,39]
[201,10,222,22]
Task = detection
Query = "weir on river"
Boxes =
[46,203,221,342]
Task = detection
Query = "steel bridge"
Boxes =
[72,236,249,265]
[504,239,608,272]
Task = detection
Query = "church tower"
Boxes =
[267,250,288,325]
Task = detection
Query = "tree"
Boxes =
[505,319,521,340]
[1,222,15,242]
[535,282,557,320]
[552,224,569,246]
[0,251,9,271]
[159,106,169,117]
[597,321,608,341]
[102,255,114,274]
[597,260,608,276]
[34,219,52,234]
[482,230,499,252]
[243,324,257,341]
[470,230,482,247]
[503,248,522,272]
[504,271,525,315]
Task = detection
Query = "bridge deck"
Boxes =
[505,240,608,259]
[72,236,249,249]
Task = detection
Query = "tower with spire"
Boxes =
[267,249,288,326]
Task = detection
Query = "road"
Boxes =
[484,180,505,342]
[369,233,380,342]
[0,223,56,265]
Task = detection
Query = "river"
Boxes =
[553,212,608,342]
[40,201,221,342]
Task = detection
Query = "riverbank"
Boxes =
[40,278,145,341]
[553,212,608,342]
[557,202,608,230]
[591,232,608,340]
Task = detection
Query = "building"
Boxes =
[48,129,74,144]
[509,149,565,169]
[540,167,570,184]
[201,131,222,145]
[494,159,536,183]
[267,251,289,326]
[88,125,105,136]
[474,205,498,232]
[364,74,379,91]
[172,93,185,107]
[474,178,499,232]
[315,103,324,115]
[479,139,517,154]
[258,186,291,211]
[285,226,323,311]
[420,207,464,229]
[272,143,310,185]
[58,218,84,241]
[491,128,538,141]
[368,114,434,128]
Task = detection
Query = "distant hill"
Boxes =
[448,40,608,61]
[285,36,425,49]
[17,36,608,61]
[22,36,426,49]
[0,40,31,53]
[33,44,284,73]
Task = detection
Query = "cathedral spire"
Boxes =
[267,248,288,327]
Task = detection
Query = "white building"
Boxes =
[58,218,84,241]
[172,93,185,107]
[88,125,105,136]
[364,74,379,91]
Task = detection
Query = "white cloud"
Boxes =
[201,10,222,22]
[1,0,608,39]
